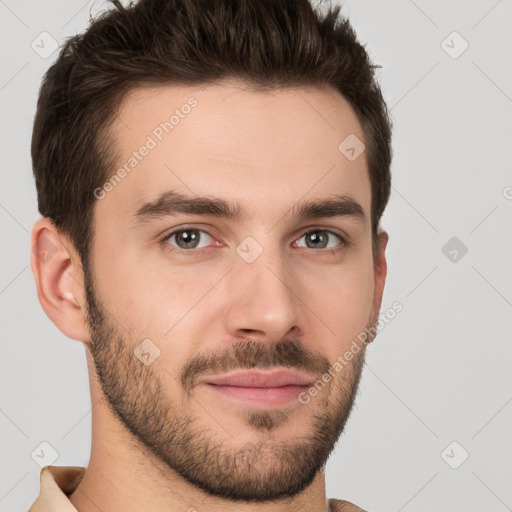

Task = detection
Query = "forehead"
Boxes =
[98,80,371,227]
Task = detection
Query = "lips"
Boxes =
[201,368,315,388]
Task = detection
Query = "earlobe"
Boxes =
[30,218,91,343]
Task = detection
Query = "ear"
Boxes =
[30,217,90,343]
[371,229,389,326]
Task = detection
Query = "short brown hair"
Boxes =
[31,0,392,267]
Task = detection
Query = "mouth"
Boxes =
[198,368,315,408]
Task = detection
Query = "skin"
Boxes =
[30,79,388,512]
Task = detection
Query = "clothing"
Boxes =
[28,465,367,512]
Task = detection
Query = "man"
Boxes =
[28,0,392,510]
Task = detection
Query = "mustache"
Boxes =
[180,338,332,395]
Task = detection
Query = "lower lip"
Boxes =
[202,383,310,408]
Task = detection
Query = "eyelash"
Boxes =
[158,226,350,256]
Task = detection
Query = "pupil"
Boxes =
[178,230,198,248]
[308,231,326,248]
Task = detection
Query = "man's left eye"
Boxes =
[294,230,343,250]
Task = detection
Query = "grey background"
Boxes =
[1,0,511,511]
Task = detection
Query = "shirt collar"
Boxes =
[29,465,85,512]
[28,465,363,511]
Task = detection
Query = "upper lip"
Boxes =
[201,368,315,388]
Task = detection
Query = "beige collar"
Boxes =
[29,465,366,512]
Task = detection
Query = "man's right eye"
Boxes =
[161,228,215,251]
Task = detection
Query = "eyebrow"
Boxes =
[129,190,367,227]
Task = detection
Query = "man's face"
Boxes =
[83,81,383,501]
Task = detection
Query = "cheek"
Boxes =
[100,260,226,352]
[301,257,374,352]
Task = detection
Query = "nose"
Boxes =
[223,242,303,343]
